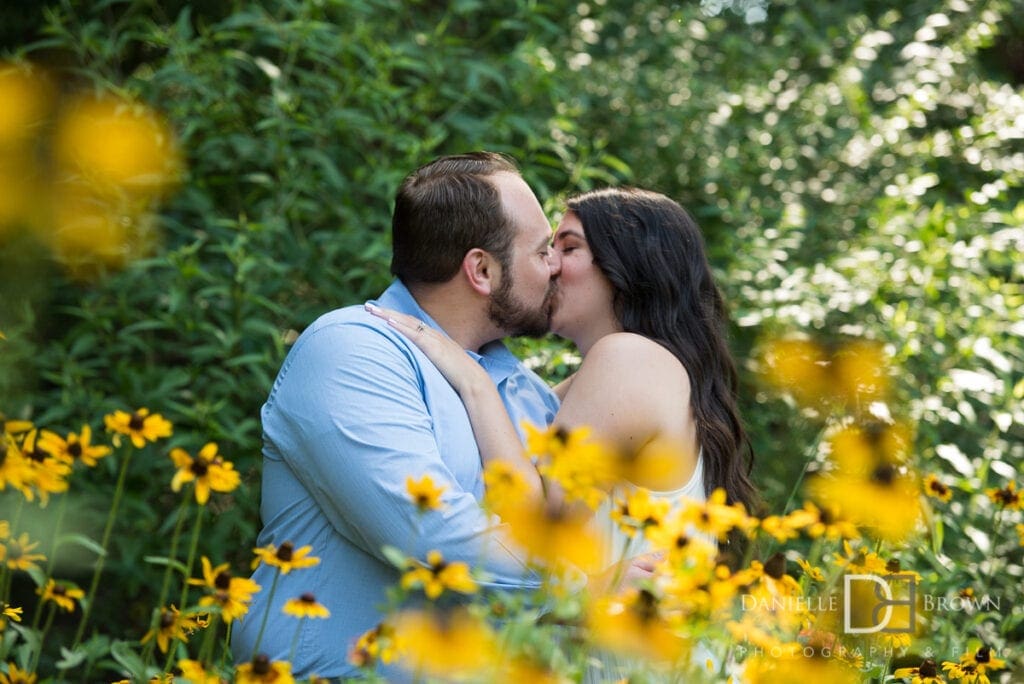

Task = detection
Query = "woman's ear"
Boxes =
[461,248,499,296]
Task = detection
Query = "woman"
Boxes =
[371,187,755,517]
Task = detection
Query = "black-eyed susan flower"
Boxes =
[759,337,890,407]
[0,436,30,494]
[175,660,221,684]
[103,408,172,448]
[392,608,498,680]
[796,557,825,581]
[588,588,690,665]
[169,443,240,505]
[37,579,84,612]
[252,541,320,574]
[37,425,110,467]
[481,460,530,515]
[743,651,861,683]
[807,421,920,542]
[958,645,1007,676]
[610,487,672,540]
[985,481,1021,510]
[188,556,260,624]
[400,550,477,600]
[141,605,201,653]
[499,498,605,574]
[0,603,21,631]
[676,488,755,543]
[349,622,399,668]
[17,430,70,504]
[405,474,445,512]
[234,654,294,684]
[283,593,330,619]
[923,474,953,503]
[533,424,617,510]
[799,501,860,540]
[3,532,46,572]
[0,662,36,684]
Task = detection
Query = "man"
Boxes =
[231,152,561,679]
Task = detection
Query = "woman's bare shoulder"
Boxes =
[584,332,685,375]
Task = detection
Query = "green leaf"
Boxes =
[56,533,108,558]
[110,640,149,681]
[143,555,189,576]
[381,545,410,570]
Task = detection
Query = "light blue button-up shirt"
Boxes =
[231,281,559,679]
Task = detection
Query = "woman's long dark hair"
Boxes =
[566,188,759,514]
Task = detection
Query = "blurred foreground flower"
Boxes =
[499,498,604,574]
[38,425,110,467]
[526,422,617,510]
[759,338,890,407]
[588,588,691,666]
[235,654,293,684]
[0,662,38,684]
[405,474,445,512]
[392,608,498,679]
[283,593,330,619]
[37,580,84,613]
[400,550,477,600]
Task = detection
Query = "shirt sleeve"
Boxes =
[264,318,539,588]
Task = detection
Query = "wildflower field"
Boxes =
[0,0,1021,682]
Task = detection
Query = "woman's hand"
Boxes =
[364,303,489,396]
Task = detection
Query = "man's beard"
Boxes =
[487,273,555,338]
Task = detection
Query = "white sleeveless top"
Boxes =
[594,449,709,567]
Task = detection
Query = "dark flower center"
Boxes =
[886,559,901,573]
[128,412,146,431]
[300,592,316,603]
[68,442,83,458]
[252,653,271,675]
[276,542,294,562]
[160,611,176,628]
[642,516,659,528]
[7,542,22,560]
[214,571,231,590]
[674,535,690,549]
[819,508,834,524]
[191,459,209,477]
[994,489,1018,506]
[53,585,67,597]
[871,463,897,485]
[920,659,937,677]
[634,589,659,623]
[976,646,991,663]
[27,447,47,463]
[930,480,949,495]
[764,552,787,580]
[0,444,7,465]
[553,426,569,444]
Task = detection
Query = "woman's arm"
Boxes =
[365,304,544,497]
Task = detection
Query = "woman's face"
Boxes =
[549,212,618,343]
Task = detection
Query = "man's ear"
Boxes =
[461,248,499,296]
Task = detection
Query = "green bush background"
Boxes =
[1,0,1021,658]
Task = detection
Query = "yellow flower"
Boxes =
[53,93,181,194]
[1017,523,1024,547]
[676,488,755,542]
[533,424,617,510]
[169,443,240,505]
[0,416,33,438]
[349,622,399,668]
[922,474,953,503]
[799,501,860,540]
[400,550,477,600]
[958,645,1006,675]
[392,608,498,679]
[481,460,530,514]
[140,605,201,653]
[188,556,260,624]
[743,652,861,683]
[759,337,890,406]
[405,474,446,512]
[283,593,331,619]
[0,603,22,631]
[985,481,1021,510]
[37,579,84,613]
[796,557,825,581]
[103,408,172,448]
[37,425,110,467]
[175,660,222,684]
[499,499,605,574]
[588,588,690,665]
[3,533,46,572]
[610,487,672,539]
[807,421,920,542]
[0,435,31,494]
[18,429,71,504]
[251,541,320,574]
[234,654,293,684]
[0,662,37,684]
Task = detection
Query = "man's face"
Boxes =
[487,173,557,337]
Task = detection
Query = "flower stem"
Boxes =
[72,447,134,648]
[30,603,57,674]
[143,493,191,668]
[287,618,304,663]
[178,505,205,610]
[251,568,281,658]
